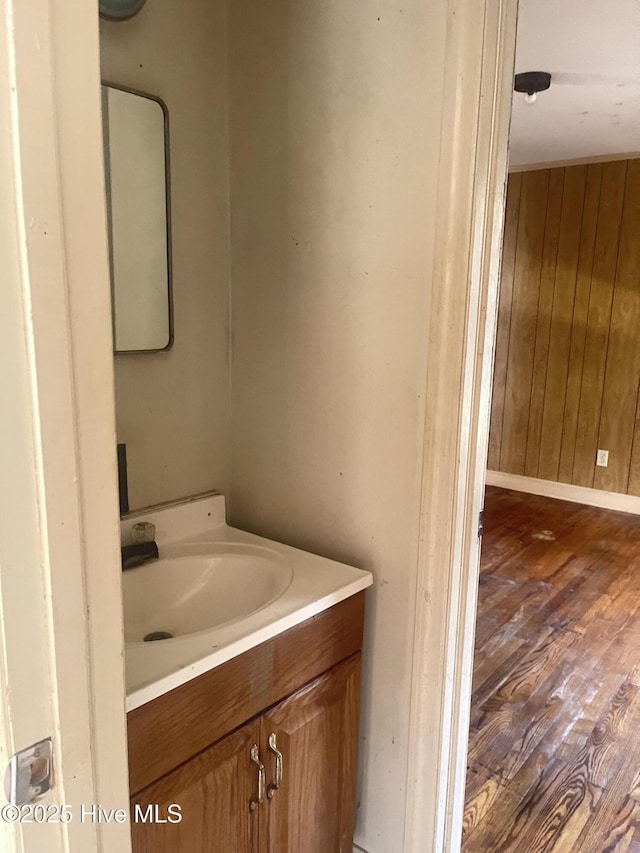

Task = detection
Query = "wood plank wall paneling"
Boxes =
[595,159,640,493]
[557,164,603,484]
[571,161,627,487]
[524,169,564,478]
[500,171,550,474]
[537,167,587,482]
[487,174,522,470]
[489,158,640,497]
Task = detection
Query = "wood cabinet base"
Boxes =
[128,593,366,853]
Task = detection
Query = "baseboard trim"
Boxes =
[485,471,640,515]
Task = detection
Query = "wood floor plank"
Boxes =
[463,767,510,842]
[579,766,640,853]
[506,681,639,852]
[464,488,640,853]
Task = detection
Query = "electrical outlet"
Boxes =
[596,449,609,467]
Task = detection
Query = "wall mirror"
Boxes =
[102,83,173,353]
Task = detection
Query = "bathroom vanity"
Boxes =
[121,494,372,852]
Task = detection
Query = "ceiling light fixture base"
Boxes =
[514,71,552,99]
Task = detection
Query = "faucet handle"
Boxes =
[131,521,156,544]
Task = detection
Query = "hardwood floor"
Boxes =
[463,487,640,853]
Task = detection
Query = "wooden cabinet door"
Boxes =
[259,653,361,853]
[131,719,260,853]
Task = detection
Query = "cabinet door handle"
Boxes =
[267,732,283,798]
[249,744,265,811]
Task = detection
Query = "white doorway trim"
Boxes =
[405,1,518,851]
[1,1,130,849]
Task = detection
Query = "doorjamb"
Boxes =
[405,1,518,850]
[5,0,519,850]
[2,0,130,848]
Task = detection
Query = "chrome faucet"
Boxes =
[121,541,159,571]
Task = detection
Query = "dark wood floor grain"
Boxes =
[463,487,640,853]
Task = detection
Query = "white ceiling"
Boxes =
[509,0,640,167]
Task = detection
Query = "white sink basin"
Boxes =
[121,494,373,711]
[122,542,293,644]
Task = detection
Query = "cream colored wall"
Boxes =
[228,2,447,848]
[100,0,230,510]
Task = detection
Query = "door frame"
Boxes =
[405,1,518,851]
[1,0,130,849]
[3,0,518,851]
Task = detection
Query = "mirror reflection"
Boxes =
[102,84,172,353]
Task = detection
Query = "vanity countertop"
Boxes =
[122,493,372,711]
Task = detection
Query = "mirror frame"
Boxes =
[102,81,174,354]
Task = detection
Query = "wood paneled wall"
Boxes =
[488,159,640,495]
